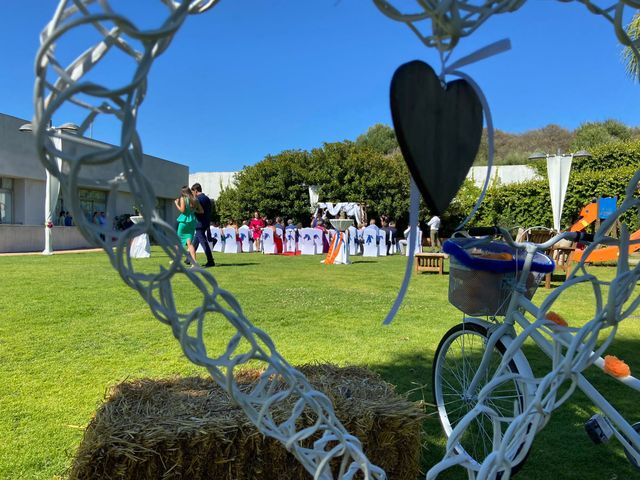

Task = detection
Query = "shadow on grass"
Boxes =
[361,335,640,479]
[214,263,259,267]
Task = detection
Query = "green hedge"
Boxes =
[569,139,640,172]
[468,165,639,231]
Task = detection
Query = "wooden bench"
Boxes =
[415,252,446,274]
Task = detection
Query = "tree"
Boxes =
[571,119,632,150]
[309,142,410,223]
[216,141,412,227]
[623,12,640,82]
[473,124,573,166]
[355,124,399,155]
[216,150,312,224]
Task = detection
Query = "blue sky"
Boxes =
[1,1,639,172]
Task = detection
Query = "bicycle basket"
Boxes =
[443,238,554,317]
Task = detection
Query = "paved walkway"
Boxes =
[0,248,103,257]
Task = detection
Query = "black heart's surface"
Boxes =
[390,60,483,216]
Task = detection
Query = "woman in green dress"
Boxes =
[175,185,203,266]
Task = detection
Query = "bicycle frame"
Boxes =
[462,233,640,467]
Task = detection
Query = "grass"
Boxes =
[0,248,639,479]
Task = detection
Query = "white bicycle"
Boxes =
[432,226,640,477]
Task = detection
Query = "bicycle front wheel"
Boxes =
[432,321,531,474]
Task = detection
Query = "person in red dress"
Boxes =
[249,211,265,252]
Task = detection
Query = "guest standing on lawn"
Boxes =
[175,185,203,267]
[427,215,441,248]
[190,183,215,268]
[250,211,265,252]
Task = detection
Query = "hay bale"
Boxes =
[69,364,424,479]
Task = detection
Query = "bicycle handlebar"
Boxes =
[467,226,501,237]
[464,226,599,251]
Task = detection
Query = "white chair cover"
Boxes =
[347,225,359,256]
[284,228,297,253]
[313,229,324,254]
[130,233,151,258]
[362,226,379,257]
[222,227,240,253]
[377,229,387,256]
[275,228,284,242]
[404,227,423,256]
[390,233,399,255]
[262,228,276,254]
[209,227,224,253]
[299,228,317,255]
[238,225,253,252]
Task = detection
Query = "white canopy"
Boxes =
[314,202,364,226]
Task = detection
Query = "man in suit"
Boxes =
[191,183,215,267]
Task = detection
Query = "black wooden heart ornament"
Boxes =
[390,60,483,215]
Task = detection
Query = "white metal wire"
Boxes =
[374,1,640,54]
[31,2,385,479]
[30,1,640,480]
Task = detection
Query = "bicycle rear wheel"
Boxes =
[432,322,531,475]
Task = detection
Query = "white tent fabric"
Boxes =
[314,202,364,225]
[377,229,387,256]
[238,225,253,252]
[362,226,378,257]
[299,228,317,255]
[222,227,240,253]
[262,229,276,254]
[210,227,224,252]
[347,225,359,256]
[547,155,572,232]
[284,228,297,253]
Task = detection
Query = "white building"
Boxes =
[467,165,540,187]
[0,113,189,253]
[188,171,237,200]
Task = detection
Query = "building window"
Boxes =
[0,177,13,224]
[156,198,171,222]
[78,188,107,222]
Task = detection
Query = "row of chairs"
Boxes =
[198,225,423,257]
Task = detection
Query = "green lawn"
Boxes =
[1,249,639,479]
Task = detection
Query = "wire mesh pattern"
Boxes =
[374,0,640,55]
[373,1,640,477]
[30,1,640,480]
[31,1,384,479]
[429,174,640,479]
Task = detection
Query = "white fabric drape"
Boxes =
[308,185,320,211]
[547,155,572,232]
[314,202,363,225]
[129,215,151,258]
[49,136,63,225]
